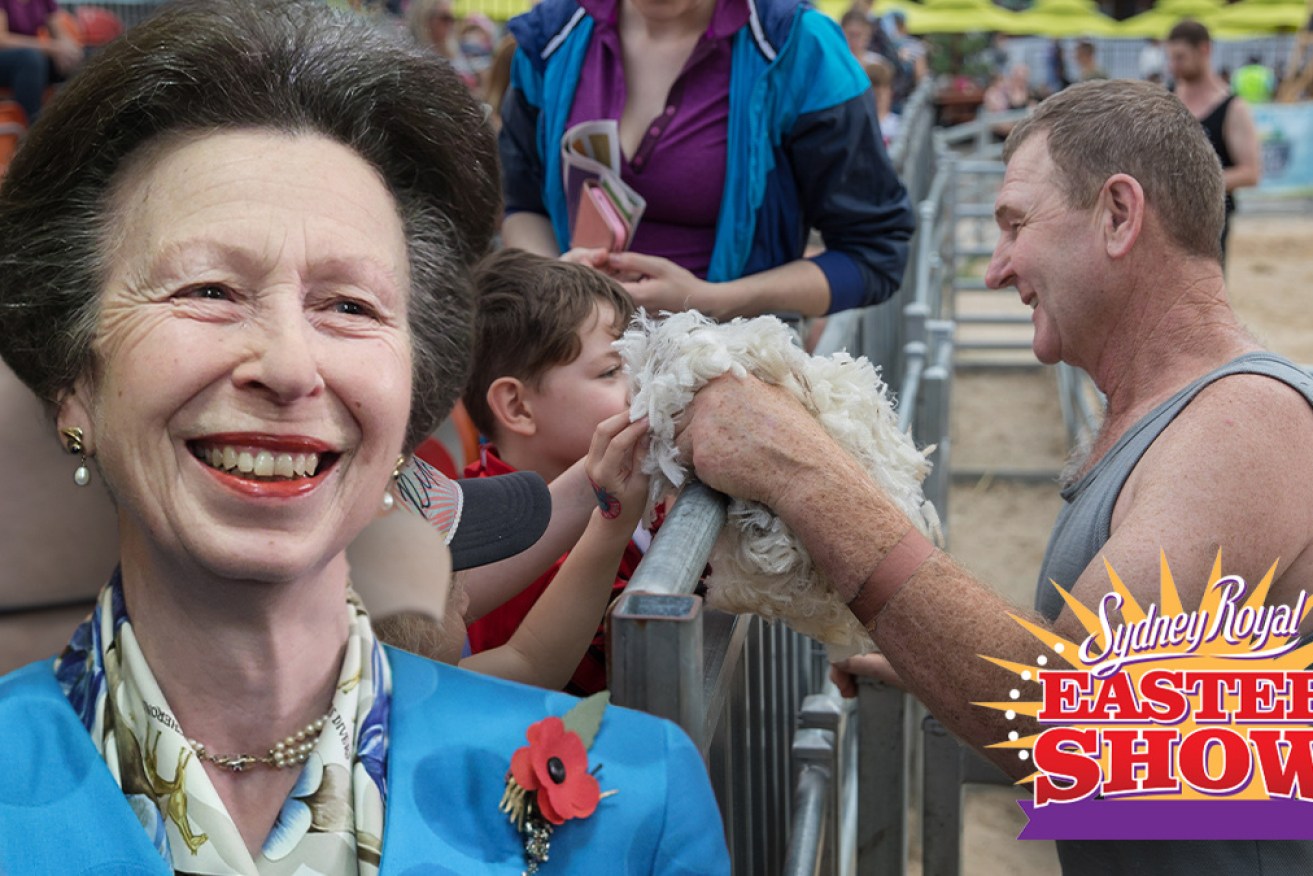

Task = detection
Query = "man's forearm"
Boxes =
[874,552,1051,778]
[779,462,1049,778]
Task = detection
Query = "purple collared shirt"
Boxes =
[2,0,58,37]
[567,0,748,278]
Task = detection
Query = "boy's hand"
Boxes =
[585,411,650,527]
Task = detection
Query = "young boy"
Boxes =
[461,248,642,694]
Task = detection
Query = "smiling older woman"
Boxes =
[0,1,728,873]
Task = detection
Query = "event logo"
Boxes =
[980,552,1313,840]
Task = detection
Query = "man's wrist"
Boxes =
[846,526,934,631]
[765,454,829,520]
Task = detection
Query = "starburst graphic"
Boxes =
[973,551,1313,840]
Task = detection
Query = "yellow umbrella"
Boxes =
[904,0,1018,34]
[1010,0,1119,35]
[817,0,916,22]
[1031,0,1099,10]
[1116,0,1224,38]
[453,0,530,20]
[1206,0,1310,35]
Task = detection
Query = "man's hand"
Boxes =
[675,374,831,511]
[830,652,904,697]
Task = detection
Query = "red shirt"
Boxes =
[464,446,643,695]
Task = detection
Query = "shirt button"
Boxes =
[649,126,661,136]
[665,106,675,116]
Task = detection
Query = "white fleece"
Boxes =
[619,311,941,658]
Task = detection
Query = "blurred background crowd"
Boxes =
[2,0,1310,162]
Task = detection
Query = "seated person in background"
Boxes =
[0,0,81,124]
[983,63,1038,139]
[460,248,643,695]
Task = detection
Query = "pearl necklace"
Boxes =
[188,713,331,773]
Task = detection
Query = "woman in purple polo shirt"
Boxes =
[0,0,80,124]
[499,0,915,319]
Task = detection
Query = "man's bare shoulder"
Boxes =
[1172,370,1313,446]
[1110,370,1313,603]
[1133,371,1313,497]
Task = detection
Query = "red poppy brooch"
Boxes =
[499,691,616,874]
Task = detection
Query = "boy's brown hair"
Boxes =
[463,248,636,440]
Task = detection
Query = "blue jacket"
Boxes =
[0,647,730,874]
[500,0,915,314]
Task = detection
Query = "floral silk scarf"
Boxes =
[54,571,391,875]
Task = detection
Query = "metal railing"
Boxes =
[917,108,1111,876]
[606,78,958,876]
[608,481,845,876]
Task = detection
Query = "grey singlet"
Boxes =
[1034,351,1313,875]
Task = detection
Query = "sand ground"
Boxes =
[939,213,1313,875]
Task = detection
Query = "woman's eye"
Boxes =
[183,283,232,300]
[330,299,377,319]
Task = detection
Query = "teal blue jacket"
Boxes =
[0,647,730,874]
[500,0,914,314]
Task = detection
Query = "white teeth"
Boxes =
[194,443,324,480]
[254,451,275,477]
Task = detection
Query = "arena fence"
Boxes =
[919,108,1109,876]
[608,483,844,876]
[609,79,955,876]
[609,87,1114,875]
[941,110,1104,453]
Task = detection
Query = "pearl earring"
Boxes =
[393,454,407,480]
[381,492,395,512]
[61,427,91,487]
